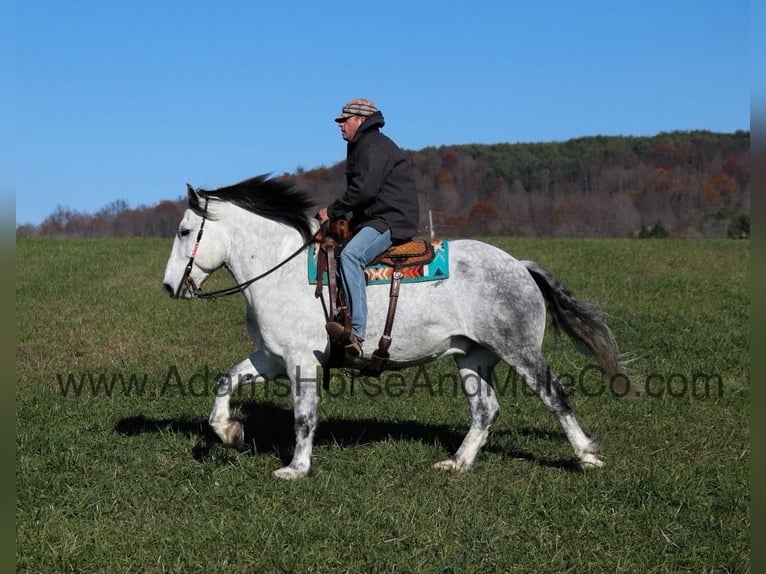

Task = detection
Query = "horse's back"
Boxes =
[441,238,545,322]
[438,239,541,299]
[364,238,547,359]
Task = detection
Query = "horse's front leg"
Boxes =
[209,351,280,450]
[272,359,323,480]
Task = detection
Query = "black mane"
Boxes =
[190,174,317,241]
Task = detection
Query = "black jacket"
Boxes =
[329,112,419,242]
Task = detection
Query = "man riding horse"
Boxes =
[316,98,420,357]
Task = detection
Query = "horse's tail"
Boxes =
[521,260,642,398]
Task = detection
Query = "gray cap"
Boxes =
[334,98,378,122]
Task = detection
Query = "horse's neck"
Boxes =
[221,211,314,340]
[224,210,308,288]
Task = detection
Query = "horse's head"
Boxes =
[162,185,228,299]
[163,174,318,299]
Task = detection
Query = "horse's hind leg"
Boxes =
[434,348,500,472]
[513,349,603,468]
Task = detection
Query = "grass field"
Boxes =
[16,236,749,573]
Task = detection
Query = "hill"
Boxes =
[17,130,750,239]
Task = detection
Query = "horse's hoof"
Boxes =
[433,459,468,472]
[222,421,245,451]
[272,465,309,480]
[579,454,605,469]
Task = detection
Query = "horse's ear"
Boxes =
[186,184,201,206]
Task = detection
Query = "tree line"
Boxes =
[16,130,749,239]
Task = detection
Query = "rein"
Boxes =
[174,198,319,301]
[196,239,315,300]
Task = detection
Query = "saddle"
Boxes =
[314,219,435,381]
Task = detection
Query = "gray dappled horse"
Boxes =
[162,175,633,479]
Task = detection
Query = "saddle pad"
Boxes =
[308,239,449,286]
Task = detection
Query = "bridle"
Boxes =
[173,196,320,301]
[173,197,209,299]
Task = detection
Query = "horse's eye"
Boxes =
[179,229,191,238]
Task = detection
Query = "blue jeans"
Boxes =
[339,226,392,340]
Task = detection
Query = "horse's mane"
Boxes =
[190,174,317,241]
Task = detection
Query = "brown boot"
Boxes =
[325,321,346,342]
[345,334,363,358]
[325,322,363,357]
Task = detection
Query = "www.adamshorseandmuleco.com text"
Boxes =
[55,364,723,400]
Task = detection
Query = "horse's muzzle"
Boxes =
[165,277,199,299]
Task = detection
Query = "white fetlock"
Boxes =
[211,420,245,450]
[433,458,470,472]
[272,465,310,480]
[579,453,606,469]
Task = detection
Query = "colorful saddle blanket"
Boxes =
[308,239,449,286]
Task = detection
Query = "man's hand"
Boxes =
[315,206,330,224]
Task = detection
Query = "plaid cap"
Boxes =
[334,98,379,122]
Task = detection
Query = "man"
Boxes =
[316,98,419,357]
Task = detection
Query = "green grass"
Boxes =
[16,237,749,573]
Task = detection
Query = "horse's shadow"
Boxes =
[114,401,582,472]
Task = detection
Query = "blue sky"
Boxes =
[14,1,751,226]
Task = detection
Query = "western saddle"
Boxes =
[314,219,435,381]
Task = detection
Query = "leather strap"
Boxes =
[315,242,327,299]
[326,241,338,319]
[318,236,413,379]
[366,260,403,375]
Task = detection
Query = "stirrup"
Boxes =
[325,322,363,357]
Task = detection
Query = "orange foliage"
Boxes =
[469,201,499,223]
[435,168,454,186]
[702,172,736,209]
